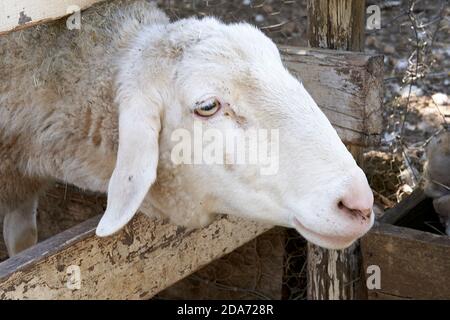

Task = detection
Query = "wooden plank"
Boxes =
[307,242,363,300]
[379,188,427,224]
[361,223,450,299]
[305,0,372,301]
[0,0,105,35]
[280,46,383,147]
[0,212,270,299]
[157,227,286,300]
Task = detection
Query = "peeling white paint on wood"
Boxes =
[327,250,340,300]
[0,213,270,299]
[307,242,361,300]
[0,0,104,35]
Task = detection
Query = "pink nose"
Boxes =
[338,169,374,220]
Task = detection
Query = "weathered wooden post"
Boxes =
[306,0,367,300]
[307,0,365,52]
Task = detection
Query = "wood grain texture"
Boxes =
[0,212,270,299]
[361,223,450,299]
[307,242,364,300]
[157,227,286,300]
[280,46,383,147]
[0,0,104,35]
[307,0,366,51]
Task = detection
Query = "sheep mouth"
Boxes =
[291,217,357,249]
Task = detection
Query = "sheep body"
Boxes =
[0,1,169,191]
[0,0,168,255]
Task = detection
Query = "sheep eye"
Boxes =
[194,98,221,117]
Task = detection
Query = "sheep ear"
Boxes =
[96,99,160,237]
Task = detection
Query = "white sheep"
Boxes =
[0,0,374,257]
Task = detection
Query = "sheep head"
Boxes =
[97,17,374,250]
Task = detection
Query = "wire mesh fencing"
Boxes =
[156,227,308,300]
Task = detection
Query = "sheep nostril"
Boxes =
[338,168,374,221]
[338,200,372,220]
